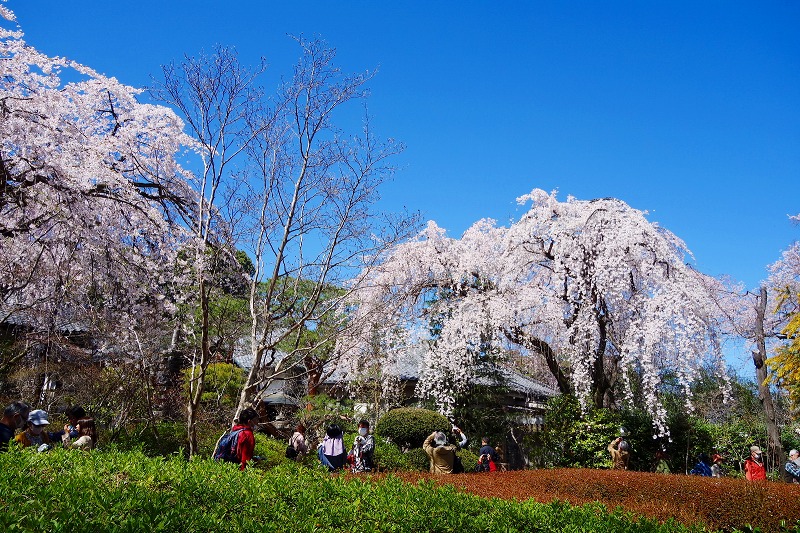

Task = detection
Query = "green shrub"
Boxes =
[526,395,679,471]
[374,438,412,471]
[375,407,450,449]
[458,448,480,472]
[0,448,709,533]
[108,421,188,456]
[405,447,431,471]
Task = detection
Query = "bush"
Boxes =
[405,447,431,472]
[4,448,766,532]
[108,421,188,456]
[458,448,480,472]
[375,407,450,449]
[374,438,413,471]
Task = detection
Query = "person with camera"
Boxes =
[349,419,375,472]
[423,425,468,474]
[608,437,630,470]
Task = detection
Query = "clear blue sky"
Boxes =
[10,1,800,291]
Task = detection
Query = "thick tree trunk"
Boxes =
[505,327,571,394]
[753,286,786,469]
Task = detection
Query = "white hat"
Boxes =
[28,409,50,426]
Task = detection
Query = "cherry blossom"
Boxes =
[343,189,727,435]
[0,6,196,355]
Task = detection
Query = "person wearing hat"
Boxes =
[744,445,766,481]
[14,409,52,450]
[608,437,630,470]
[711,453,724,477]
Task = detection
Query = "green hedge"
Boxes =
[0,448,706,533]
[375,407,450,449]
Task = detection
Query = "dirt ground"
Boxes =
[383,468,800,532]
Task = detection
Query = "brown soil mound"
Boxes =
[384,468,800,532]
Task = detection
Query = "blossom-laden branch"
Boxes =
[342,189,728,436]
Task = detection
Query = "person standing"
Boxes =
[476,436,500,472]
[0,401,30,450]
[710,453,724,477]
[229,408,258,470]
[608,437,630,470]
[14,409,52,450]
[784,449,800,483]
[653,449,670,474]
[423,426,468,474]
[744,445,767,481]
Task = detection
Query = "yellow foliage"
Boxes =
[766,293,800,412]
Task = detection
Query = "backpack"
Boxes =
[213,428,244,463]
[285,444,298,459]
[452,453,465,474]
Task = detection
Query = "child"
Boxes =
[63,418,97,450]
[14,409,52,450]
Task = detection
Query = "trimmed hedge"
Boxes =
[375,407,450,449]
[0,448,709,533]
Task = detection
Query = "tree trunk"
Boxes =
[753,286,786,470]
[504,327,571,394]
[187,277,211,457]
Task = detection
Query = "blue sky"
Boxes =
[9,1,800,292]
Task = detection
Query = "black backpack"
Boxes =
[452,453,465,474]
[213,428,244,463]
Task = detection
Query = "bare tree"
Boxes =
[151,39,418,451]
[150,46,266,455]
[232,37,418,417]
[705,278,787,469]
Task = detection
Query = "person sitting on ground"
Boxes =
[50,405,86,443]
[476,436,500,472]
[349,419,375,473]
[690,453,712,476]
[287,424,308,461]
[62,418,97,451]
[423,425,468,474]
[0,401,30,451]
[14,409,52,451]
[744,445,767,481]
[784,449,800,484]
[608,437,630,470]
[318,424,347,472]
